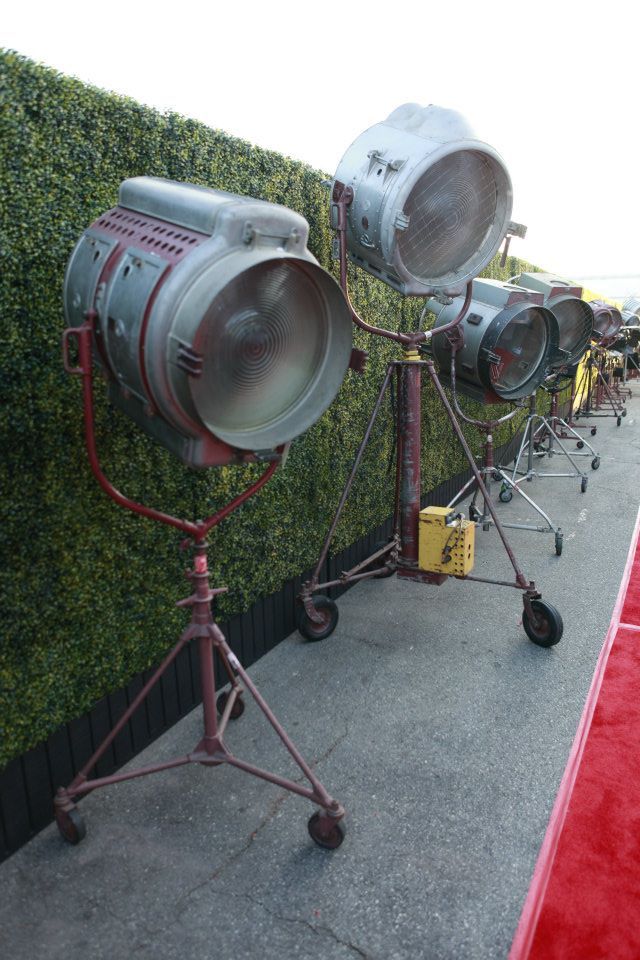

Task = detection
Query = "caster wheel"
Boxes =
[216,690,245,720]
[370,541,395,579]
[591,427,597,436]
[622,408,627,417]
[581,476,588,493]
[523,599,563,647]
[469,504,481,522]
[297,596,339,642]
[499,487,513,504]
[308,811,345,850]
[491,470,502,482]
[56,806,86,845]
[576,440,585,449]
[555,531,563,556]
[591,456,600,470]
[617,417,622,426]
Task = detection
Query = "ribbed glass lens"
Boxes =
[603,312,623,341]
[396,150,498,284]
[592,308,613,340]
[552,300,593,365]
[491,309,547,394]
[193,261,328,439]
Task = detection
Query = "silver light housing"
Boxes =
[333,103,513,297]
[623,296,640,318]
[428,279,558,402]
[589,299,623,344]
[64,177,353,467]
[515,273,593,369]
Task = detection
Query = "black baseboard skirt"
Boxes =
[0,428,527,862]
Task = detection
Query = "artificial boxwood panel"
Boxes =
[0,49,544,767]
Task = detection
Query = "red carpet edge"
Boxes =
[508,506,640,960]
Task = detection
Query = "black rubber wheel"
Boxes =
[555,531,563,556]
[469,504,481,522]
[499,487,513,504]
[522,599,563,647]
[617,417,622,426]
[491,470,502,482]
[576,440,585,449]
[581,476,588,493]
[56,806,86,845]
[591,427,597,436]
[297,596,339,642]
[308,811,346,850]
[370,541,395,579]
[622,408,627,417]
[591,456,600,470]
[216,690,245,720]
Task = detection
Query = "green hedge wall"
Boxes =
[0,50,544,767]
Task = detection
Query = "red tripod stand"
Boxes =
[296,186,563,649]
[55,318,346,850]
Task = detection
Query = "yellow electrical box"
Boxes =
[418,506,475,576]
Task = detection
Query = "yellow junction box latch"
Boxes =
[418,506,475,576]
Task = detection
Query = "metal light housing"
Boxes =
[332,103,513,297]
[623,296,640,318]
[428,279,558,403]
[64,177,353,467]
[611,312,640,352]
[589,299,623,344]
[515,273,593,369]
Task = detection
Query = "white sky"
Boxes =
[3,1,639,298]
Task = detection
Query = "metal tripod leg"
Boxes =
[549,416,599,460]
[424,360,531,591]
[448,464,562,552]
[509,414,588,486]
[300,364,397,622]
[54,543,346,850]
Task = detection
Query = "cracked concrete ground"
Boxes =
[2,394,640,960]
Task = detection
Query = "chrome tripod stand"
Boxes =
[445,353,565,556]
[507,385,599,494]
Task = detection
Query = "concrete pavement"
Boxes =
[1,394,639,960]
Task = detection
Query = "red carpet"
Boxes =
[510,508,640,960]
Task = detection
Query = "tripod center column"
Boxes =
[398,350,422,568]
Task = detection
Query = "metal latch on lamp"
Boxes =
[367,149,407,171]
[176,341,204,377]
[482,348,501,365]
[242,221,302,248]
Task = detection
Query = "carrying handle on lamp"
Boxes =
[62,326,87,375]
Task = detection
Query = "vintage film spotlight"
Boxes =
[57,176,356,849]
[427,279,567,555]
[297,103,563,648]
[601,304,630,401]
[573,300,627,425]
[623,296,640,315]
[620,299,640,381]
[614,315,640,385]
[505,274,600,491]
[607,312,639,398]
